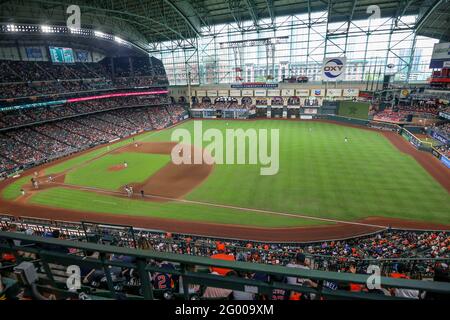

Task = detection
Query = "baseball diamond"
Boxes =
[1,119,449,242]
[1,0,450,304]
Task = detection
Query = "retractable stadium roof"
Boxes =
[1,0,448,51]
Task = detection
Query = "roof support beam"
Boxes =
[344,0,358,54]
[26,0,189,41]
[349,0,358,21]
[394,0,414,26]
[400,0,416,17]
[265,0,275,25]
[228,0,243,30]
[415,0,444,32]
[243,0,259,29]
[161,0,200,37]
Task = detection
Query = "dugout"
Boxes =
[287,106,299,118]
[271,105,284,118]
[271,96,284,106]
[288,96,301,106]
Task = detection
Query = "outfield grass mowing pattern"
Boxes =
[1,175,31,201]
[178,121,449,224]
[28,187,323,227]
[8,120,450,227]
[65,153,170,190]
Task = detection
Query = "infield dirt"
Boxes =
[0,120,449,242]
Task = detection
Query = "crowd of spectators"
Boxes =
[255,98,268,105]
[287,97,301,106]
[0,103,187,175]
[435,144,450,158]
[429,121,450,157]
[1,217,449,300]
[0,96,170,130]
[397,105,440,116]
[373,109,410,123]
[0,58,169,99]
[192,101,256,111]
[371,99,449,123]
[0,132,46,168]
[432,122,450,139]
[271,97,284,106]
[166,105,188,122]
[132,229,450,262]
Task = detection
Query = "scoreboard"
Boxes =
[49,46,75,63]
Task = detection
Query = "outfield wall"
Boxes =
[432,147,450,169]
[319,114,370,126]
[2,113,446,181]
[401,128,434,152]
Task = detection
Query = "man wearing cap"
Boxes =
[210,242,235,276]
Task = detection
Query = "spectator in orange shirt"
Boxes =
[210,242,235,276]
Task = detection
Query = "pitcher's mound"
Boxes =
[115,142,214,200]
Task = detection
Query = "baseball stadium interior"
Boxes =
[0,0,450,305]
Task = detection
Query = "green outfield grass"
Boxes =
[4,120,450,227]
[2,175,31,200]
[65,153,170,190]
[27,187,324,227]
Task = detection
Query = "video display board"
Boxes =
[49,46,75,63]
[25,47,43,59]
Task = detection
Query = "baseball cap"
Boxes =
[216,242,226,252]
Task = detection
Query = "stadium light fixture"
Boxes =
[68,27,81,34]
[41,25,52,33]
[7,24,17,32]
[114,36,124,44]
[94,31,105,38]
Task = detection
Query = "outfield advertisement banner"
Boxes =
[312,89,324,97]
[432,148,442,160]
[267,89,281,96]
[254,89,267,97]
[343,88,359,97]
[296,89,310,96]
[303,108,318,114]
[431,130,449,144]
[231,83,278,89]
[441,155,450,169]
[281,89,295,96]
[402,130,422,150]
[327,89,342,97]
[229,89,241,96]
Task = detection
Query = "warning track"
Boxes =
[0,119,449,242]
